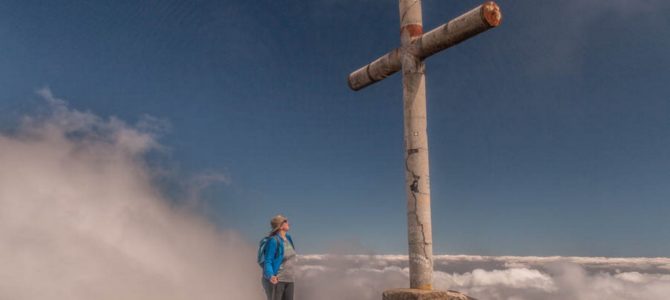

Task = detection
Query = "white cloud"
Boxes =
[0,89,261,300]
[2,89,668,300]
[468,268,556,291]
[297,255,670,300]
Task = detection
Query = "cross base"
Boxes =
[382,288,477,300]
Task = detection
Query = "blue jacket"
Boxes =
[263,234,295,280]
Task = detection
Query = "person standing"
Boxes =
[262,215,296,300]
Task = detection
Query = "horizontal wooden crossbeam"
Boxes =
[348,2,502,91]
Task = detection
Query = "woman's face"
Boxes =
[281,220,290,232]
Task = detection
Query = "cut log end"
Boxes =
[348,72,366,91]
[347,75,360,91]
[482,1,502,27]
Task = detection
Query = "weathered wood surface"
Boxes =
[347,0,502,293]
[398,0,434,290]
[348,2,501,91]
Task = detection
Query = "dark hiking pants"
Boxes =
[262,278,294,300]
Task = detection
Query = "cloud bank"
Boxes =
[0,89,262,300]
[298,255,670,300]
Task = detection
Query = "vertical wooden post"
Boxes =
[399,0,433,290]
[347,2,502,298]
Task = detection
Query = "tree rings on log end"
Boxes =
[481,1,502,27]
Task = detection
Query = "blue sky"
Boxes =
[1,0,669,257]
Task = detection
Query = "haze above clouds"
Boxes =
[1,90,668,300]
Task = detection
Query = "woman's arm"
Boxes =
[262,237,278,280]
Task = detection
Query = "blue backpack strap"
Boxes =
[258,235,282,265]
[258,237,270,265]
[272,235,281,258]
[286,234,295,249]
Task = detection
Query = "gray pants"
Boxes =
[262,278,294,300]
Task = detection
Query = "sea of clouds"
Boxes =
[1,90,668,300]
[297,254,670,300]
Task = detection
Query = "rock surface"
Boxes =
[382,288,476,300]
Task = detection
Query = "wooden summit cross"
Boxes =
[347,1,502,297]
